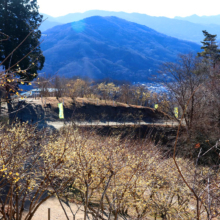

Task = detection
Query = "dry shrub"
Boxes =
[0,123,219,219]
[0,123,75,220]
[53,127,218,219]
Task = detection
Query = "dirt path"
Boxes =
[23,197,86,220]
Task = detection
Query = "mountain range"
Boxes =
[40,10,220,43]
[175,14,220,25]
[41,16,201,82]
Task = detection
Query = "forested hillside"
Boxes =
[41,16,200,82]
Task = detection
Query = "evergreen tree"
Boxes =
[0,0,45,81]
[0,0,45,122]
[198,30,220,68]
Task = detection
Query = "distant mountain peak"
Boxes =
[174,14,220,25]
[41,16,200,82]
[40,10,220,43]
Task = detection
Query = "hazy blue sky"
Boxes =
[38,0,220,18]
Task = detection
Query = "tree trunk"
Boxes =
[0,97,1,115]
[6,87,14,124]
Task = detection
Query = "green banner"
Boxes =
[58,103,64,119]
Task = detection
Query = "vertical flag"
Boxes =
[154,104,158,109]
[174,107,178,118]
[58,103,64,119]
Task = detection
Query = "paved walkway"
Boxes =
[45,120,181,130]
